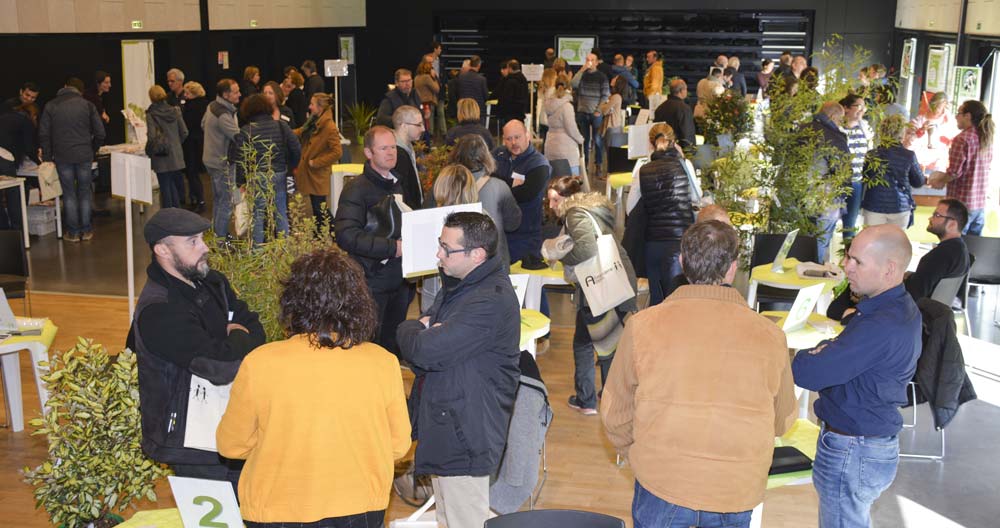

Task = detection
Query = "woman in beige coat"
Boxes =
[294,93,342,222]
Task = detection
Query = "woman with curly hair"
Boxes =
[218,248,411,526]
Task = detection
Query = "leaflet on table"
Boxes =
[401,203,483,278]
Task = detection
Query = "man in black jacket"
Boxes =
[375,68,420,128]
[397,212,520,528]
[127,208,265,490]
[335,125,410,355]
[494,59,530,131]
[653,79,697,149]
[458,56,490,125]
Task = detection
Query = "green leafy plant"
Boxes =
[346,101,377,143]
[209,138,339,341]
[23,340,170,528]
[697,89,754,145]
[414,142,453,194]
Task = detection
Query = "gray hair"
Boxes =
[392,105,422,130]
[167,68,185,82]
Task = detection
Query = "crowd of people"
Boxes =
[3,38,995,528]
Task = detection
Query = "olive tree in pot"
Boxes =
[22,339,170,528]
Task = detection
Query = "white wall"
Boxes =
[207,0,365,30]
[0,0,200,33]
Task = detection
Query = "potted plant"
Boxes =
[23,339,170,528]
[346,101,377,144]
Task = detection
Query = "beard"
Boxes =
[173,253,210,282]
[926,222,945,238]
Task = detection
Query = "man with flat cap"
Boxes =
[127,207,265,489]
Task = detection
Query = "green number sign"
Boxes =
[193,495,228,528]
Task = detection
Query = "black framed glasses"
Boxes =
[439,239,468,256]
[931,212,955,221]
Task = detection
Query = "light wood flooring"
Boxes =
[1,293,819,527]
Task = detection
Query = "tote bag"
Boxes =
[574,210,635,316]
[183,374,231,452]
[37,161,63,201]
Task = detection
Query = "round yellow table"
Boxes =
[747,258,841,308]
[510,260,567,311]
[606,171,632,202]
[329,163,366,216]
[520,309,551,358]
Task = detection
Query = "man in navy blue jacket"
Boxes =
[793,224,921,528]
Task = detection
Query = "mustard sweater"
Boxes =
[217,335,412,522]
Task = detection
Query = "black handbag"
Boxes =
[768,446,813,475]
[144,115,170,158]
[365,194,402,240]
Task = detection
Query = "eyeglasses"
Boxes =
[439,239,469,256]
[931,212,955,221]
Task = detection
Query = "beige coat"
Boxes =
[293,108,342,196]
[601,285,797,512]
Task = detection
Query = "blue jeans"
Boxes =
[963,207,985,236]
[646,239,683,306]
[56,162,95,236]
[813,429,899,528]
[155,170,184,209]
[577,112,605,166]
[840,181,863,241]
[209,165,235,237]
[251,170,289,244]
[816,208,840,265]
[632,480,752,528]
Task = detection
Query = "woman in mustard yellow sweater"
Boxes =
[217,249,412,526]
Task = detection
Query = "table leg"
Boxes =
[18,181,29,249]
[331,172,346,217]
[747,279,759,308]
[27,344,50,412]
[55,196,62,238]
[524,339,537,359]
[524,275,543,311]
[0,352,24,432]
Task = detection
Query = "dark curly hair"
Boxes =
[279,248,377,350]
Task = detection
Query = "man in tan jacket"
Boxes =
[601,220,797,528]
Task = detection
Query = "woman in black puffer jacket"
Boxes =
[639,123,694,305]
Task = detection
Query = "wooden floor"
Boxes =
[1,293,819,527]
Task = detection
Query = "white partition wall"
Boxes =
[121,40,156,144]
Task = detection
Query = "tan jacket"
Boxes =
[414,73,440,105]
[601,285,797,512]
[643,60,664,97]
[293,108,343,196]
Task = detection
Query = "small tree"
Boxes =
[23,340,170,528]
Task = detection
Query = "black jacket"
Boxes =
[334,162,406,292]
[127,261,265,465]
[803,113,850,180]
[375,88,421,128]
[653,95,696,149]
[397,254,521,476]
[181,96,208,143]
[457,71,489,123]
[494,72,530,120]
[38,86,105,164]
[638,149,694,241]
[286,88,308,127]
[912,298,977,430]
[445,121,495,150]
[394,145,425,210]
[229,114,302,184]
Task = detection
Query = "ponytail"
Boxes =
[961,100,994,149]
[648,123,676,152]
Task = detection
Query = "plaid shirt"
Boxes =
[946,127,992,210]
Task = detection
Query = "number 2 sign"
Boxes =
[168,476,244,528]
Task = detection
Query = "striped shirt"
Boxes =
[844,121,873,183]
[946,127,993,210]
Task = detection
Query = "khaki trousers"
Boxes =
[431,475,490,528]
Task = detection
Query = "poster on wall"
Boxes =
[900,39,916,79]
[339,36,355,64]
[556,36,597,66]
[925,46,949,92]
[953,66,983,103]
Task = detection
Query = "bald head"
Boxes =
[502,119,529,156]
[820,101,845,121]
[669,78,687,97]
[863,224,912,270]
[845,224,911,297]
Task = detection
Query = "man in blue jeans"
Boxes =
[793,224,921,527]
[38,77,105,241]
[201,79,241,240]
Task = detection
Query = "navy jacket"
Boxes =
[457,71,489,123]
[375,88,420,128]
[861,144,924,214]
[493,145,551,261]
[397,255,521,476]
[793,284,921,436]
[229,114,302,185]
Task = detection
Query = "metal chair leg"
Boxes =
[530,438,548,510]
[903,382,917,429]
[900,427,945,460]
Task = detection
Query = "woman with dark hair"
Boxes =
[262,81,296,127]
[638,123,694,306]
[757,58,774,96]
[218,248,411,527]
[146,84,188,209]
[230,94,301,243]
[445,98,494,149]
[294,93,343,223]
[181,81,208,212]
[542,176,637,415]
[240,66,261,99]
[283,71,308,126]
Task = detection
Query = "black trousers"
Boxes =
[244,510,385,528]
[171,458,244,498]
[372,282,414,356]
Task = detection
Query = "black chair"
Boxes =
[0,230,30,316]
[485,509,626,528]
[749,233,819,310]
[963,235,1000,325]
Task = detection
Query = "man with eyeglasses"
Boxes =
[905,198,971,300]
[391,105,425,210]
[335,125,410,356]
[375,68,420,128]
[397,211,520,528]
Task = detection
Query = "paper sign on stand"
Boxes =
[522,64,544,82]
[168,476,243,528]
[627,122,659,160]
[401,203,483,278]
[111,152,153,320]
[634,109,650,126]
[325,59,350,132]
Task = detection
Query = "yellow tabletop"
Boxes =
[767,419,820,489]
[520,309,551,349]
[330,163,365,174]
[118,508,183,528]
[761,311,843,350]
[511,260,565,279]
[750,258,840,292]
[487,99,498,105]
[2,318,58,350]
[608,171,632,190]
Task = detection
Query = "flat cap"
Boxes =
[143,207,211,245]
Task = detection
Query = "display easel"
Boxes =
[325,59,350,131]
[523,64,544,135]
[111,152,153,319]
